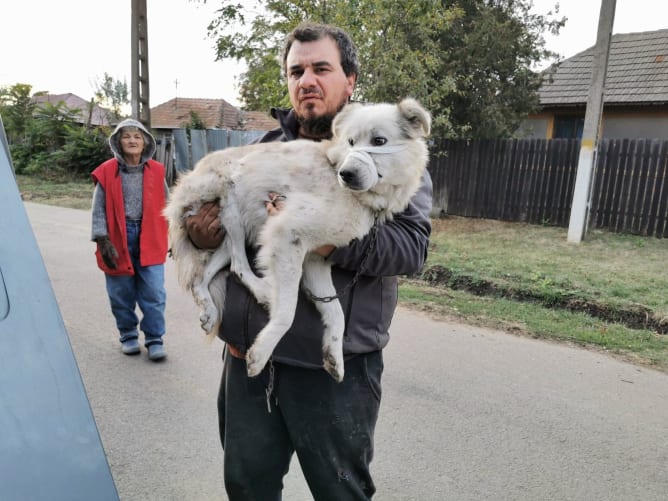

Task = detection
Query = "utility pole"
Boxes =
[566,0,616,243]
[130,0,151,127]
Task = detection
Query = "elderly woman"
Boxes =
[91,118,169,361]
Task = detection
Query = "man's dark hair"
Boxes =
[282,22,359,79]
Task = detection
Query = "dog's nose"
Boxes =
[338,169,356,185]
[338,170,365,191]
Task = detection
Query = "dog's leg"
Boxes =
[246,230,306,377]
[192,241,232,334]
[219,195,271,306]
[301,255,346,382]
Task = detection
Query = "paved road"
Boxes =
[26,202,668,501]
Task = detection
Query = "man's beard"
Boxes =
[296,101,347,140]
[297,112,336,139]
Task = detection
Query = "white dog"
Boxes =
[164,98,430,381]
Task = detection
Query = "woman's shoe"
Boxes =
[121,338,140,355]
[147,343,167,361]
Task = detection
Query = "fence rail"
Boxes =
[429,138,668,238]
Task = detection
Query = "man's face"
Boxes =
[286,37,356,137]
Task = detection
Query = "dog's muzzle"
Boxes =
[338,144,408,190]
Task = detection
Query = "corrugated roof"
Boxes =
[539,29,668,106]
[150,97,276,131]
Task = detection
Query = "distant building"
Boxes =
[150,97,278,177]
[521,29,668,140]
[150,97,277,138]
[32,93,115,127]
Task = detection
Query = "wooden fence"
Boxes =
[157,128,266,185]
[429,138,668,238]
[158,130,668,238]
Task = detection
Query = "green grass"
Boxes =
[16,175,668,372]
[411,217,668,372]
[17,174,93,210]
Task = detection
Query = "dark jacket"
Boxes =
[219,108,433,369]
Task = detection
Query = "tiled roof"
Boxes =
[539,29,668,106]
[150,97,276,131]
[32,93,113,126]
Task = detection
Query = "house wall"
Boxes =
[601,113,668,139]
[520,108,668,140]
[517,116,550,139]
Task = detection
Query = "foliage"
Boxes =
[51,126,112,178]
[182,110,207,141]
[0,83,112,179]
[203,0,564,138]
[94,73,130,122]
[0,83,39,144]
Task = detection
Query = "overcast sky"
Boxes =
[0,0,665,108]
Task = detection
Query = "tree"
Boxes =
[0,82,111,178]
[203,0,564,138]
[0,83,39,144]
[94,73,130,122]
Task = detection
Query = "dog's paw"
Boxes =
[246,346,270,378]
[323,348,344,383]
[199,304,218,333]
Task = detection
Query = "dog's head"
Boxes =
[327,98,431,212]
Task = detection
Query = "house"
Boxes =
[32,93,114,127]
[150,97,278,176]
[150,97,277,138]
[521,29,668,140]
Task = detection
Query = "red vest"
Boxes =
[91,158,168,275]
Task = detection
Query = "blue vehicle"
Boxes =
[0,118,118,500]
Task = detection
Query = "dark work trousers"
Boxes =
[218,347,384,501]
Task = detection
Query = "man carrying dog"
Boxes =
[186,22,432,500]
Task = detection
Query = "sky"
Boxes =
[0,0,666,109]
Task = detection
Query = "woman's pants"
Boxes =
[105,220,166,346]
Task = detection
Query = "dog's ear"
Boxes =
[398,98,431,139]
[331,101,362,140]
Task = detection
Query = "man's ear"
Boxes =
[398,98,431,138]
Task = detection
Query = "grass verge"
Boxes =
[16,174,93,210]
[410,217,668,372]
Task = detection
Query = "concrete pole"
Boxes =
[566,0,616,243]
[131,0,151,127]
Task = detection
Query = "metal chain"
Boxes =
[305,214,380,303]
[265,358,275,413]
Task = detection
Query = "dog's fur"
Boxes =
[164,98,430,381]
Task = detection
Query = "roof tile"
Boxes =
[150,97,276,131]
[540,29,668,106]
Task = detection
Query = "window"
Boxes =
[553,115,584,139]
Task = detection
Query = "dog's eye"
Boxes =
[372,136,387,146]
[348,138,355,146]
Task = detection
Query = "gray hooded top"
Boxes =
[91,119,166,240]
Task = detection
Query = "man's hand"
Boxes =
[97,236,119,269]
[186,201,225,249]
[265,192,335,258]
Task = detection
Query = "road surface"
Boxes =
[25,202,668,500]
